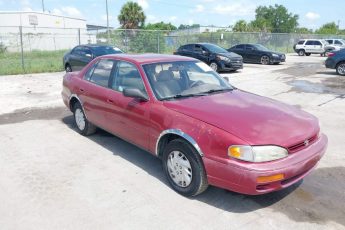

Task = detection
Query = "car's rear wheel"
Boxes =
[298,49,305,56]
[260,55,270,65]
[65,64,72,72]
[162,139,208,197]
[73,103,97,135]
[305,53,311,56]
[336,62,345,76]
[209,62,219,72]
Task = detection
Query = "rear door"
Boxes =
[177,44,194,57]
[244,44,256,62]
[231,44,246,58]
[314,40,324,53]
[78,58,116,128]
[305,40,315,53]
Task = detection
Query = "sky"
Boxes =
[0,0,344,30]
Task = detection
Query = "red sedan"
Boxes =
[62,54,328,196]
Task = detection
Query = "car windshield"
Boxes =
[253,44,270,51]
[142,61,234,100]
[91,46,123,56]
[202,44,228,53]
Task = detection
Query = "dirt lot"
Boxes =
[0,54,344,230]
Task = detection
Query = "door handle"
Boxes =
[107,99,114,104]
[79,88,85,92]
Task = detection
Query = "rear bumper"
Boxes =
[204,134,328,195]
[325,58,336,69]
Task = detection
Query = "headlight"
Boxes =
[228,145,288,162]
[272,53,279,57]
[217,55,231,62]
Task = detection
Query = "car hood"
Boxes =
[219,52,242,59]
[163,90,318,147]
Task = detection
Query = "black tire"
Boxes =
[209,62,219,72]
[65,64,72,72]
[298,49,305,56]
[73,102,97,136]
[336,62,345,76]
[260,55,270,65]
[305,53,311,56]
[162,139,208,197]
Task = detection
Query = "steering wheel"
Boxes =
[190,80,204,88]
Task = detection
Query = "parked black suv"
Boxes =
[174,43,243,72]
[63,44,123,72]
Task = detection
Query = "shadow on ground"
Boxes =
[61,114,345,226]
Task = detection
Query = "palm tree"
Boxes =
[118,1,146,29]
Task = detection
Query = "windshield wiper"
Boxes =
[201,88,234,94]
[161,93,207,101]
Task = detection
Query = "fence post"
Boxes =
[78,28,81,45]
[157,30,160,53]
[19,26,25,73]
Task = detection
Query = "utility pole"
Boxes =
[41,0,45,12]
[106,0,110,44]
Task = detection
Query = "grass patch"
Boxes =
[0,50,66,75]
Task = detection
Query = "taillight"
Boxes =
[328,52,335,57]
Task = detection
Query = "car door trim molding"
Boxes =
[156,129,204,157]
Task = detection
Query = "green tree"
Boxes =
[118,1,146,29]
[294,27,313,34]
[145,22,177,30]
[315,22,338,34]
[178,24,200,30]
[232,20,248,32]
[251,4,299,33]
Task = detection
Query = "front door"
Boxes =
[106,61,151,150]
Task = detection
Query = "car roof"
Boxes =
[80,44,115,48]
[100,53,197,65]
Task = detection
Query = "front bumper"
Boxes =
[204,134,328,195]
[271,55,286,63]
[220,60,243,71]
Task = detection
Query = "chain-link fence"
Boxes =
[1,26,345,75]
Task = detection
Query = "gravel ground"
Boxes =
[0,54,344,230]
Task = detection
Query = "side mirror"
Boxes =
[123,88,149,101]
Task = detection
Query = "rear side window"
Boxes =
[236,44,245,49]
[297,40,305,45]
[72,46,82,55]
[89,59,115,87]
[305,40,314,45]
[179,44,193,51]
[326,40,333,44]
[314,41,322,46]
[335,40,342,45]
[84,61,98,80]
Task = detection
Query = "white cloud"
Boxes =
[305,12,320,20]
[169,16,177,22]
[147,14,158,23]
[52,8,62,15]
[191,4,204,13]
[61,6,82,18]
[212,3,255,16]
[137,0,149,9]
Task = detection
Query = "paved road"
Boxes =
[0,54,344,230]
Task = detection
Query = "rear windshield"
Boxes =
[91,46,123,57]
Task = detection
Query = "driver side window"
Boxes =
[111,61,146,94]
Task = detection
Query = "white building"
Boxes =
[0,11,95,51]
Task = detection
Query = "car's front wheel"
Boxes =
[73,103,97,135]
[209,62,219,72]
[336,62,345,76]
[260,55,270,65]
[162,139,208,196]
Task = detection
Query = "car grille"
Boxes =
[231,58,243,64]
[287,133,318,153]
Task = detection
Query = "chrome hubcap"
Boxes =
[338,64,345,75]
[299,50,304,56]
[75,108,86,130]
[261,56,269,64]
[167,151,192,187]
[210,63,218,71]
